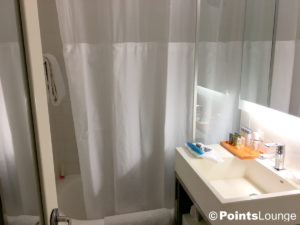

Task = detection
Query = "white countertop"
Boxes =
[180,143,300,190]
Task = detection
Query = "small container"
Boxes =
[236,137,243,149]
[241,127,252,147]
[229,133,234,145]
[252,140,261,151]
[233,133,241,146]
[240,136,246,148]
[252,131,264,152]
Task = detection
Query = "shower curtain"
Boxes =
[0,43,40,216]
[55,0,196,219]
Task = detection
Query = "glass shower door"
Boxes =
[0,0,43,224]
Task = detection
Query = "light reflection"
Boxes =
[239,99,300,140]
[196,85,226,98]
[0,78,22,215]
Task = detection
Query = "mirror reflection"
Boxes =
[240,0,276,107]
[240,0,300,118]
[196,0,245,144]
[0,0,42,224]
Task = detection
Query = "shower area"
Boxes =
[37,0,196,221]
[27,0,274,223]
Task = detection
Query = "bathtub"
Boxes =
[57,175,173,225]
[57,175,104,225]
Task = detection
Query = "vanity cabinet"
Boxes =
[174,145,300,225]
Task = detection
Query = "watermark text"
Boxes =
[208,211,296,223]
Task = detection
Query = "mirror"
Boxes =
[240,0,277,107]
[0,0,43,224]
[195,0,245,144]
[240,0,300,118]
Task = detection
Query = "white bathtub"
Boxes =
[57,175,104,225]
[57,175,172,225]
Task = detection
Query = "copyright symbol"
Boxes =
[209,211,218,221]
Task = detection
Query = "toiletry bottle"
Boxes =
[241,127,252,147]
[236,137,242,149]
[240,136,245,148]
[229,133,234,145]
[233,133,241,146]
[252,131,264,152]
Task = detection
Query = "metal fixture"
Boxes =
[260,143,285,170]
[50,208,72,225]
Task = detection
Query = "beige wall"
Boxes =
[37,0,80,178]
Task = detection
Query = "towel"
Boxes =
[6,215,40,225]
[104,208,173,225]
[43,53,66,106]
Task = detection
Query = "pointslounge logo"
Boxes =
[208,211,297,223]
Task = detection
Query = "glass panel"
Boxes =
[0,0,43,224]
[240,0,277,106]
[195,0,246,144]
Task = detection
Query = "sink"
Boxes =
[175,145,300,224]
[191,157,297,201]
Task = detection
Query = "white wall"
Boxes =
[240,105,300,172]
[37,0,80,177]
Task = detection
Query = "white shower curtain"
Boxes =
[0,0,40,216]
[0,43,40,216]
[55,0,195,219]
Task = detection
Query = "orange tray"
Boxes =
[220,141,260,160]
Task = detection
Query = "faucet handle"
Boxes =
[264,143,285,170]
[265,143,285,154]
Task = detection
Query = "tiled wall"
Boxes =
[37,0,80,178]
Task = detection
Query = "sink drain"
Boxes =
[249,193,258,197]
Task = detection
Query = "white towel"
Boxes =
[43,53,66,106]
[104,208,173,225]
[6,215,40,225]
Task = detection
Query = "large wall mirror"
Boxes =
[195,0,245,144]
[240,0,300,118]
[240,0,277,107]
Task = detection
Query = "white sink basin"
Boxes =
[191,157,297,201]
[175,145,300,224]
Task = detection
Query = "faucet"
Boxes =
[259,143,285,170]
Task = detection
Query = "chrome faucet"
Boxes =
[260,143,285,170]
